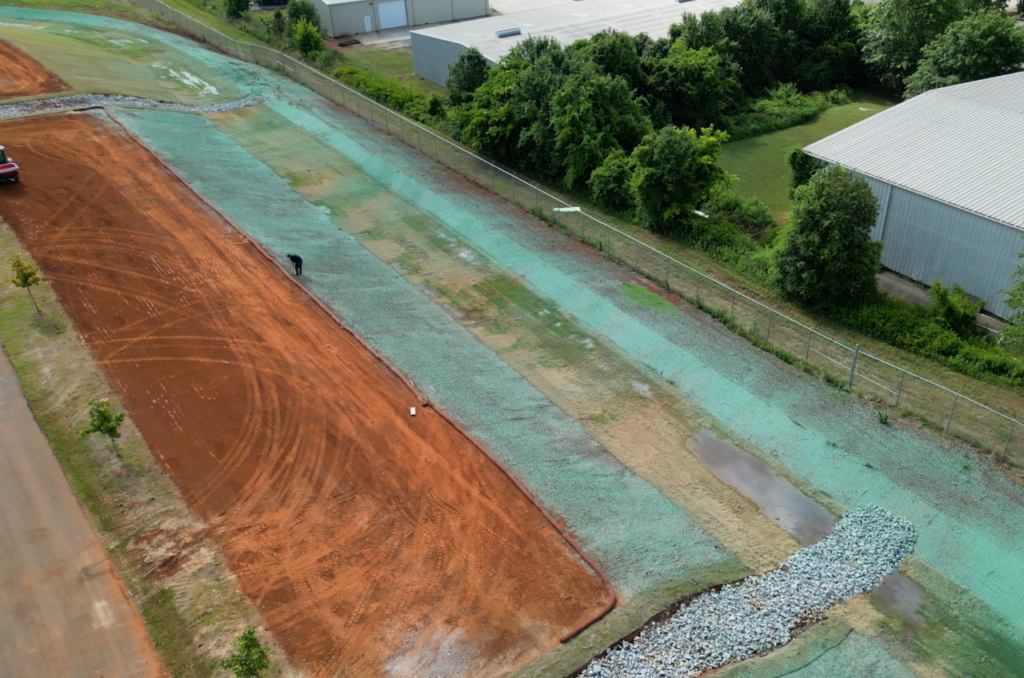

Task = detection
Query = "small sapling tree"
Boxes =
[222,627,271,678]
[7,252,42,314]
[81,398,126,454]
[292,18,323,59]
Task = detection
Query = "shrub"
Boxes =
[929,282,982,339]
[702,185,774,234]
[724,85,848,140]
[787,147,825,191]
[224,0,249,18]
[332,66,431,121]
[222,628,270,678]
[588,149,635,213]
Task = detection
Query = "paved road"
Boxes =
[0,348,163,678]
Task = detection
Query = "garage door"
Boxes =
[377,0,408,29]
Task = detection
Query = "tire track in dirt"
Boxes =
[0,112,610,678]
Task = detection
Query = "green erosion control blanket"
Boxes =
[111,106,729,597]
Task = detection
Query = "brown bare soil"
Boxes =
[0,39,70,100]
[0,112,607,678]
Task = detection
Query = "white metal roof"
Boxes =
[804,72,1024,229]
[410,0,743,65]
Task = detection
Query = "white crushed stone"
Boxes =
[582,505,917,678]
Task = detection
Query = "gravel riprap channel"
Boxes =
[0,93,264,119]
[582,505,917,678]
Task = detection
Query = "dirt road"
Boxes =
[0,348,164,678]
[0,39,69,99]
[0,112,608,678]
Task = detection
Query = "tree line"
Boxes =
[444,0,1023,242]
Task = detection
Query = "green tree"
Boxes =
[775,165,882,310]
[794,0,860,91]
[456,38,570,176]
[224,0,249,18]
[222,628,270,678]
[572,30,646,92]
[7,253,43,314]
[629,125,730,236]
[287,0,321,29]
[81,398,127,453]
[647,44,741,129]
[588,149,634,212]
[292,18,322,58]
[721,3,781,94]
[550,63,651,190]
[904,10,1024,97]
[445,47,489,107]
[861,0,964,89]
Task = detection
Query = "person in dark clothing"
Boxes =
[286,254,303,275]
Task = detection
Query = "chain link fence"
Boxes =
[131,0,1024,468]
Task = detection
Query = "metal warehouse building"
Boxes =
[313,0,488,37]
[805,72,1024,319]
[410,0,741,86]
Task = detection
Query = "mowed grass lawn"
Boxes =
[337,43,444,97]
[719,89,897,220]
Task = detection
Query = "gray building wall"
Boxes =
[412,31,488,85]
[317,0,488,37]
[858,174,1024,319]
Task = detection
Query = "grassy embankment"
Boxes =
[0,222,286,677]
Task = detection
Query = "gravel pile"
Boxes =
[0,93,265,119]
[583,505,917,678]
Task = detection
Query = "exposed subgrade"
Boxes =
[0,93,264,119]
[583,505,917,678]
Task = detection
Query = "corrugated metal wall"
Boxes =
[411,32,470,85]
[860,174,1024,319]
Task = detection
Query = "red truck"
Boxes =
[0,145,20,184]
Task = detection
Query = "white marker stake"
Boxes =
[410,407,416,416]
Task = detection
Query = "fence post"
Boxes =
[665,257,671,291]
[766,308,773,343]
[635,240,640,271]
[384,109,390,135]
[730,290,736,321]
[945,391,960,434]
[511,178,516,206]
[1003,417,1018,462]
[895,367,907,408]
[696,275,701,300]
[433,136,438,160]
[848,343,860,388]
[805,329,812,363]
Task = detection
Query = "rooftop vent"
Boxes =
[495,27,522,38]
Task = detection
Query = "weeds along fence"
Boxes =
[133,0,1024,468]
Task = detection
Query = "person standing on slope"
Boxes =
[286,254,303,276]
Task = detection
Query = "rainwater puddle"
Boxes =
[690,429,835,546]
[689,429,927,626]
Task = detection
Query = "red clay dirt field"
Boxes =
[0,39,70,99]
[0,112,608,677]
